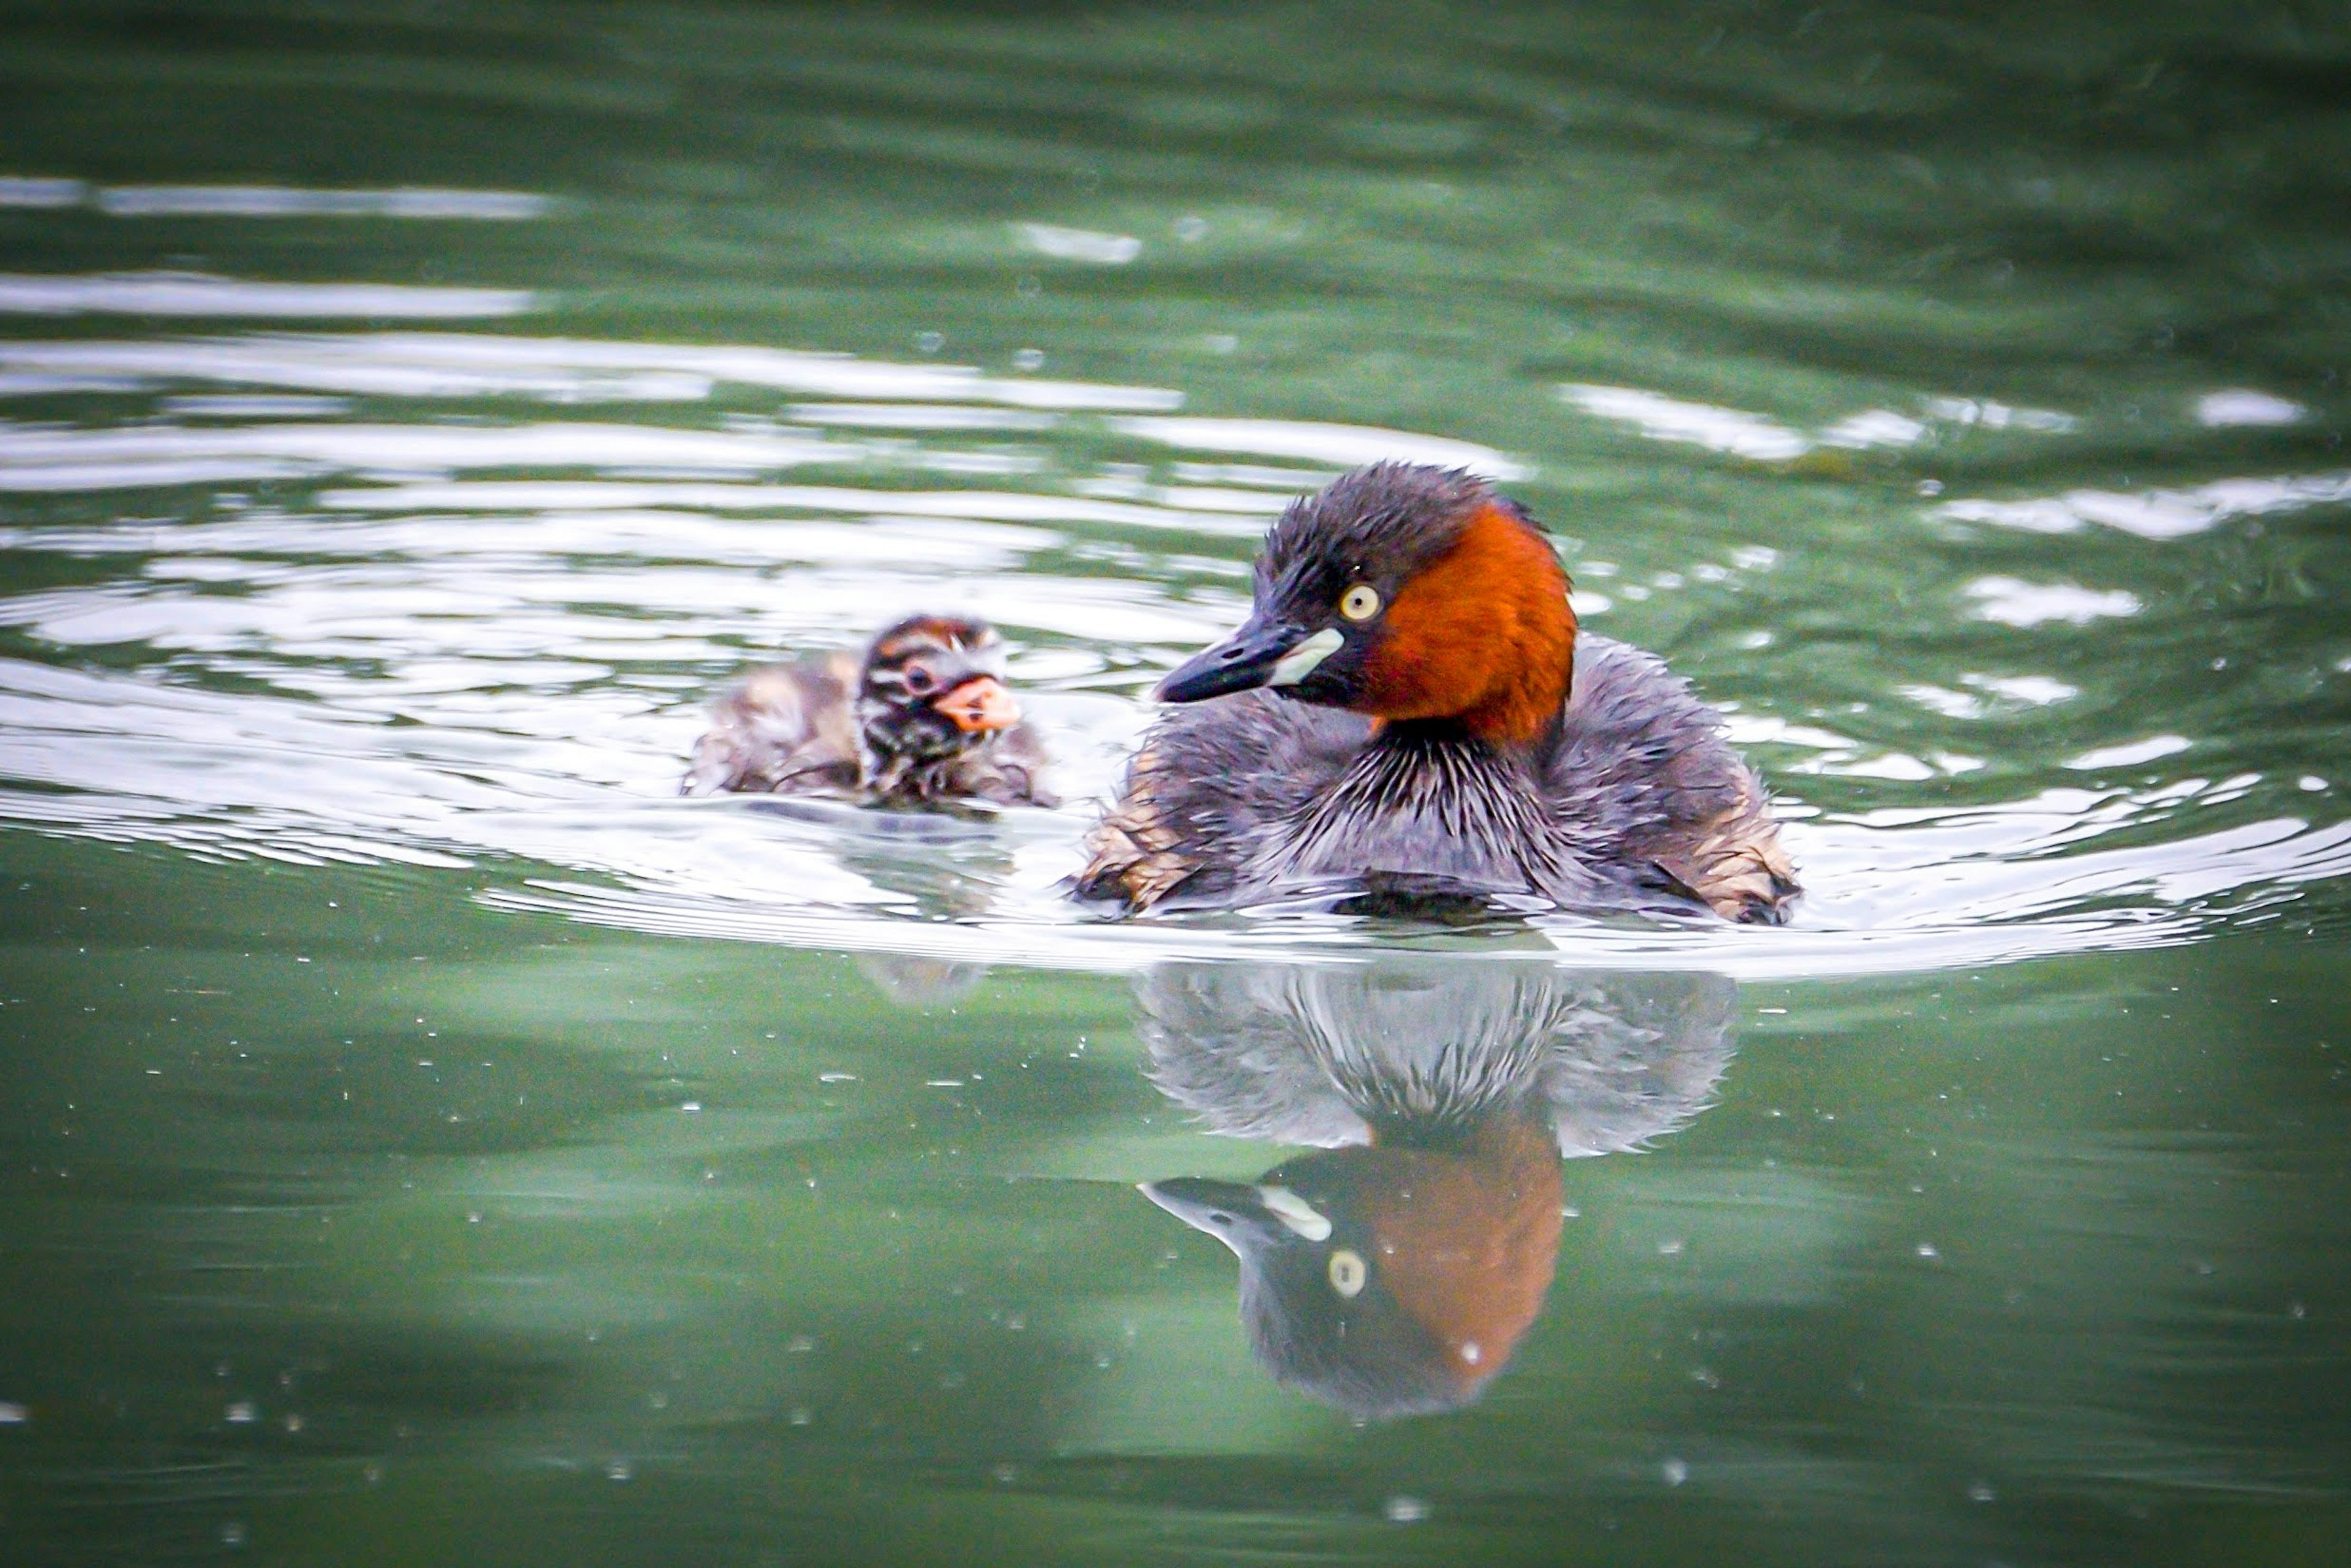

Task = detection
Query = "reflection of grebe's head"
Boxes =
[1154,464,1576,749]
[1144,1110,1563,1419]
[855,615,1021,768]
[1139,959,1739,1157]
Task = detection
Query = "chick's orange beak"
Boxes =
[933,675,1022,733]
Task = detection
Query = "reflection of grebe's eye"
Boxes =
[1338,585,1381,622]
[901,663,936,695]
[1327,1248,1367,1297]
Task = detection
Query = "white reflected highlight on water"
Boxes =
[1901,685,1989,721]
[1112,416,1527,479]
[1967,673,2079,706]
[1564,385,2088,463]
[1560,384,1811,461]
[0,421,846,491]
[1937,473,2351,541]
[2067,735,2193,771]
[786,403,1059,430]
[0,332,1182,410]
[0,176,86,208]
[160,394,353,419]
[1964,577,2142,628]
[1816,409,1927,449]
[1921,397,2077,433]
[1019,223,1142,264]
[96,185,553,219]
[0,337,697,401]
[0,372,148,397]
[1900,673,2078,721]
[1169,462,1336,490]
[0,274,534,318]
[317,480,1270,535]
[2195,390,2304,427]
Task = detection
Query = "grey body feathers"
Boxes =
[1080,635,1794,920]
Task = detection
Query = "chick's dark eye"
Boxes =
[901,664,936,695]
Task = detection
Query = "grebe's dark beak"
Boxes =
[932,675,1022,733]
[1155,617,1343,703]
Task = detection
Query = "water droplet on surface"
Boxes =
[1915,1242,1940,1259]
[221,1522,249,1547]
[1662,1458,1689,1486]
[1968,1480,1997,1504]
[225,1401,258,1424]
[605,1460,633,1481]
[1012,348,1046,372]
[1384,1495,1428,1523]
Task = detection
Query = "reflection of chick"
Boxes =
[1138,958,1736,1419]
[682,615,1054,806]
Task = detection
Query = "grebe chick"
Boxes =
[682,613,1054,807]
[1075,464,1794,919]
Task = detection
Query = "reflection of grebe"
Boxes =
[683,614,1053,806]
[1077,464,1795,919]
[1139,959,1737,1418]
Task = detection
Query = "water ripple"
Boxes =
[0,324,2342,978]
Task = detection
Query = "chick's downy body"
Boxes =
[1077,465,1795,920]
[683,614,1053,807]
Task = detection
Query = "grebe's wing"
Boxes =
[1074,692,1370,910]
[1553,636,1798,924]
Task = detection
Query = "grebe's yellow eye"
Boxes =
[1327,1248,1367,1297]
[1338,585,1381,622]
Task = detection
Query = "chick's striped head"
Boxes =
[857,615,1022,766]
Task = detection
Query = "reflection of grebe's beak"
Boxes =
[933,676,1021,733]
[1139,1178,1277,1255]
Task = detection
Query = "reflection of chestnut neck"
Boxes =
[1361,1108,1564,1395]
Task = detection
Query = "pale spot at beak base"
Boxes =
[1267,627,1344,687]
